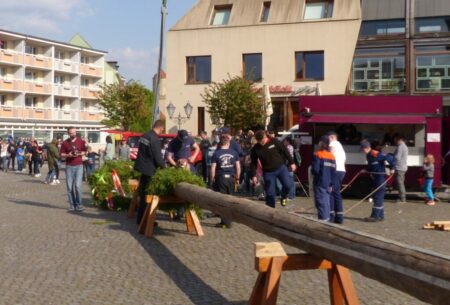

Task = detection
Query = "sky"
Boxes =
[0,0,198,88]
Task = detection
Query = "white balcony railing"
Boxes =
[53,109,79,121]
[54,59,79,74]
[53,84,79,97]
[0,49,22,65]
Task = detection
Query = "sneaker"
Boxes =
[280,197,287,207]
[364,217,383,222]
[395,199,407,204]
[214,222,231,229]
[75,206,85,212]
[49,181,57,186]
[43,181,49,184]
[68,206,76,212]
[426,201,436,206]
[34,174,41,178]
[55,179,61,184]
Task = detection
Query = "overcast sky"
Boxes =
[0,0,198,88]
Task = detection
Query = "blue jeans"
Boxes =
[424,178,434,201]
[66,165,84,208]
[17,159,23,171]
[86,163,95,176]
[263,165,292,208]
[33,159,40,174]
[330,171,345,223]
[1,157,7,172]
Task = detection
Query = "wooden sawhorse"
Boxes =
[127,179,140,218]
[249,242,360,305]
[138,195,204,238]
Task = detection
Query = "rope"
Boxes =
[340,170,362,193]
[343,174,394,215]
[294,173,309,197]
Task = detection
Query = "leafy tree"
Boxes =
[98,80,154,132]
[201,75,265,131]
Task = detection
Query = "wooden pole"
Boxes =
[174,183,450,305]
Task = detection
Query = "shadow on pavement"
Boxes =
[8,198,68,210]
[75,208,247,305]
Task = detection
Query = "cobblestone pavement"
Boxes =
[0,169,448,305]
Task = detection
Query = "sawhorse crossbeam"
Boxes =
[249,242,360,305]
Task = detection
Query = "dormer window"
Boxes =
[211,5,232,26]
[260,2,271,23]
[304,0,333,20]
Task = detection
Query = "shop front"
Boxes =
[297,95,443,190]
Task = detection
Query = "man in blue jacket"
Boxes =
[361,140,396,222]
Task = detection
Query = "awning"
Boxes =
[307,114,427,124]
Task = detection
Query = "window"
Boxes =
[416,17,450,33]
[295,51,324,81]
[54,75,64,84]
[186,56,212,84]
[0,95,6,106]
[0,67,5,77]
[81,78,89,87]
[25,96,38,108]
[0,40,7,50]
[260,2,271,23]
[55,50,65,60]
[304,0,333,20]
[25,71,36,80]
[80,56,89,64]
[54,99,64,109]
[87,131,100,144]
[416,46,450,91]
[351,48,405,92]
[25,45,37,55]
[243,53,263,82]
[211,5,232,25]
[360,19,406,36]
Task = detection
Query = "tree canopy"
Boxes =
[201,76,265,131]
[98,80,154,132]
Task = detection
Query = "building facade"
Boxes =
[167,0,362,134]
[0,29,116,144]
[350,0,450,110]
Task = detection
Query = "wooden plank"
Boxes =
[185,209,195,234]
[262,256,284,305]
[174,183,450,305]
[137,196,152,234]
[248,272,266,305]
[335,265,360,305]
[144,196,159,238]
[328,267,344,305]
[188,209,204,236]
[256,254,332,273]
[255,242,287,258]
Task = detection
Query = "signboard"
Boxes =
[426,133,441,143]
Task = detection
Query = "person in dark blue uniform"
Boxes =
[134,120,166,224]
[311,136,336,221]
[210,132,241,228]
[360,140,396,222]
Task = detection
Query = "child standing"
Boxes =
[86,147,99,176]
[311,135,336,221]
[423,154,435,206]
[16,145,24,172]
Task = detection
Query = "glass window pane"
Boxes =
[382,61,392,79]
[430,68,445,77]
[243,54,262,82]
[360,20,405,36]
[353,70,364,80]
[87,131,100,144]
[353,58,368,68]
[295,52,304,79]
[416,17,450,33]
[417,68,428,78]
[367,70,379,80]
[393,58,405,78]
[212,7,231,25]
[442,79,450,89]
[304,52,324,80]
[435,55,450,66]
[417,56,432,67]
[353,82,367,91]
[261,2,271,22]
[195,56,211,83]
[370,60,379,68]
[304,3,326,20]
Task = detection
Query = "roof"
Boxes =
[0,28,107,54]
[171,0,361,31]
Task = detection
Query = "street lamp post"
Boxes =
[166,101,193,130]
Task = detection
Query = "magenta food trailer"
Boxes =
[297,96,443,192]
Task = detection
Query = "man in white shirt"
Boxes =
[328,131,346,224]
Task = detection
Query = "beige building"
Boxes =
[0,29,119,144]
[166,0,362,133]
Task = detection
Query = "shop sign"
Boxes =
[426,133,441,143]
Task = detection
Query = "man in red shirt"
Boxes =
[60,127,87,211]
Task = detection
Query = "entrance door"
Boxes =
[197,107,205,135]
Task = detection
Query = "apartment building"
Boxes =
[0,30,116,144]
[167,0,362,134]
[350,0,450,110]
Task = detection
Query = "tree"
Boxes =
[98,80,154,132]
[201,76,265,131]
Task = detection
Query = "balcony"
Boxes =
[53,109,79,121]
[24,54,52,70]
[80,86,101,99]
[80,110,103,122]
[0,49,23,65]
[54,59,79,74]
[0,106,52,120]
[53,84,79,97]
[24,81,52,95]
[0,78,23,92]
[80,63,103,78]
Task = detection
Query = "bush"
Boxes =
[147,167,206,217]
[88,160,140,211]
